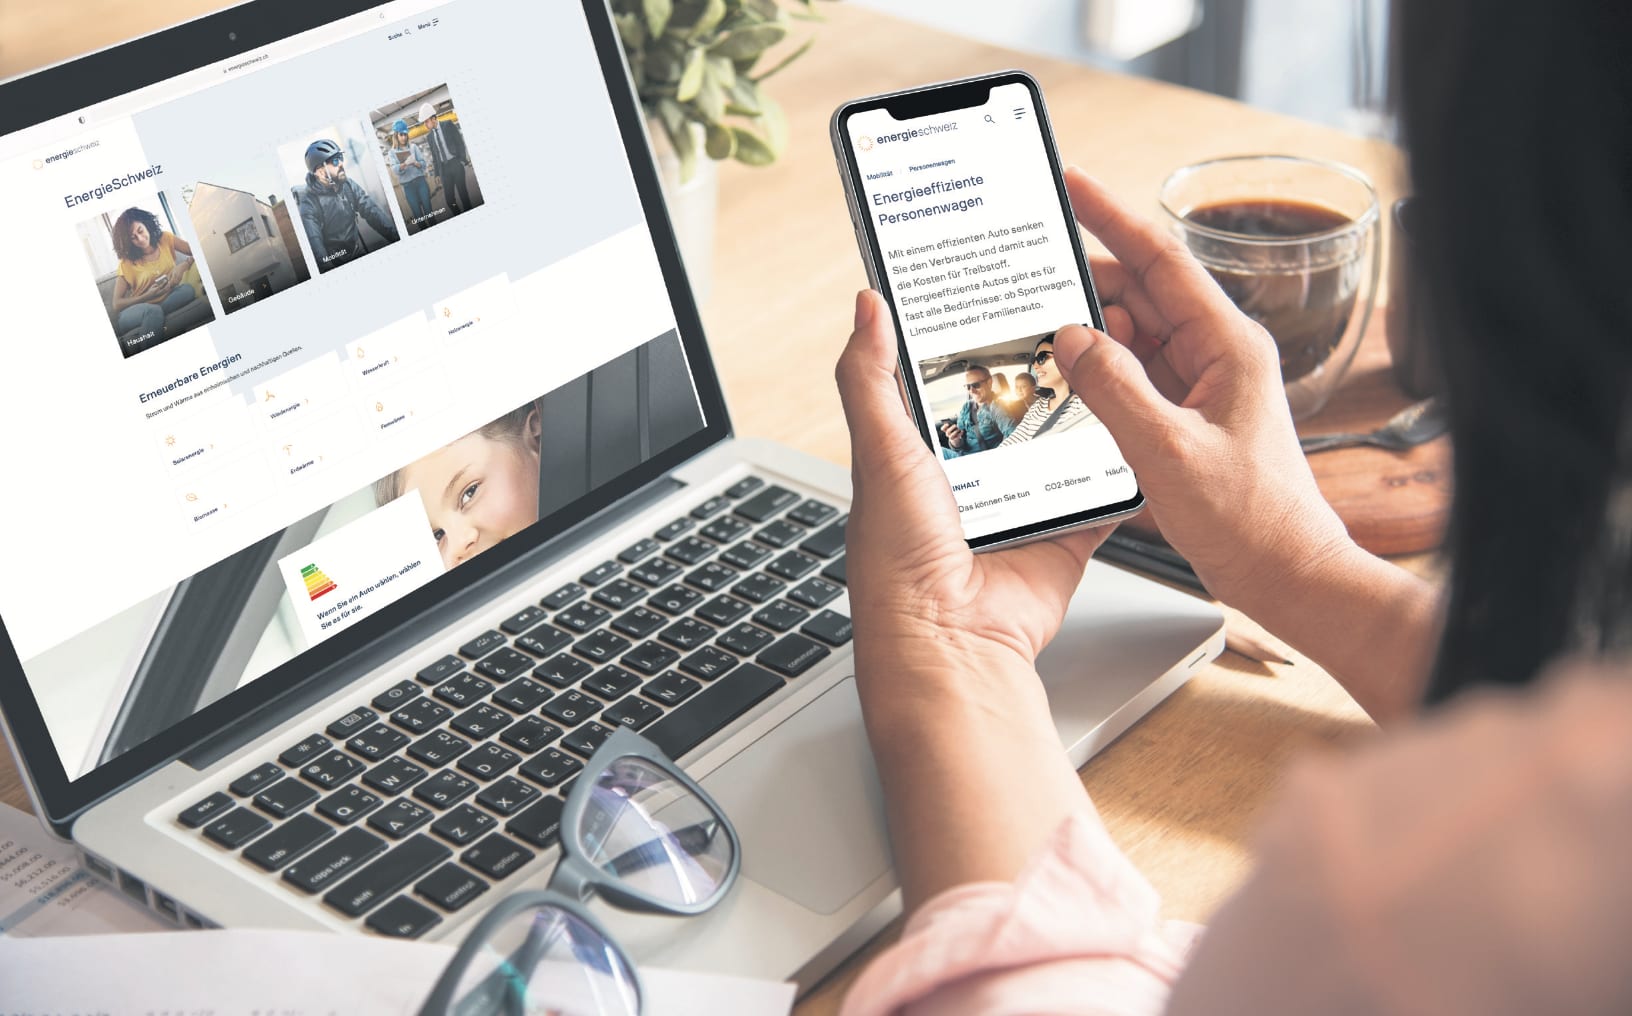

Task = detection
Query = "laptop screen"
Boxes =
[0,0,723,798]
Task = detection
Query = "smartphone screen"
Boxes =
[836,74,1140,547]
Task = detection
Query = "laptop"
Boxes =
[0,0,1224,990]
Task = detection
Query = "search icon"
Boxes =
[983,114,996,124]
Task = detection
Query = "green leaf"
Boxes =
[676,47,706,101]
[696,73,728,123]
[614,12,647,50]
[706,54,736,88]
[749,35,811,82]
[757,90,788,155]
[688,0,727,40]
[731,128,777,166]
[657,98,687,137]
[642,0,672,38]
[705,123,737,159]
[726,77,763,115]
[709,23,787,61]
[669,119,698,183]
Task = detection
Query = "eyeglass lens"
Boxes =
[577,756,734,907]
[449,904,639,1016]
[1032,349,1053,365]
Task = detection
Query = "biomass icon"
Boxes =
[301,563,337,601]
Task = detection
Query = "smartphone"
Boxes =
[831,71,1143,550]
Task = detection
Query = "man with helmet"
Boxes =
[296,138,399,272]
[417,102,473,216]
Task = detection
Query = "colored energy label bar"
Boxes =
[301,563,337,601]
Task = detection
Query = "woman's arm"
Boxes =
[110,274,140,313]
[169,235,193,257]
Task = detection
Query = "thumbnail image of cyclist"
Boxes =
[388,118,434,225]
[418,102,473,215]
[374,400,543,570]
[297,139,399,272]
[940,364,1019,458]
[999,334,1097,447]
[109,206,206,340]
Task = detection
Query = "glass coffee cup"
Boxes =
[1160,155,1381,419]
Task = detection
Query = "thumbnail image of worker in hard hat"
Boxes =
[285,131,401,273]
[369,87,484,236]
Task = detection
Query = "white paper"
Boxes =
[0,803,166,937]
[0,929,797,1015]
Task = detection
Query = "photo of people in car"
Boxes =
[918,331,1098,458]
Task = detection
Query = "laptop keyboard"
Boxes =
[173,475,851,938]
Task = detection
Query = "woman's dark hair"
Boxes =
[1397,2,1632,702]
[110,207,164,262]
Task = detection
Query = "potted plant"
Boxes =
[612,0,829,298]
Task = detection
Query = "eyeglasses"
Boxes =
[326,154,345,167]
[964,379,990,391]
[1031,349,1054,366]
[417,728,740,1016]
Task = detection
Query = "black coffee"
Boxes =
[1185,199,1361,382]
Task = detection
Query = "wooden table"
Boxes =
[2,5,1413,1013]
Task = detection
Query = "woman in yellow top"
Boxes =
[109,206,204,342]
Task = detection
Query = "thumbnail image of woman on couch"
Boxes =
[109,206,205,340]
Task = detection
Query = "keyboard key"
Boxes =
[203,807,272,849]
[822,554,847,585]
[767,551,820,581]
[724,476,766,499]
[679,646,739,681]
[326,707,379,740]
[534,653,593,688]
[371,681,421,712]
[541,690,600,727]
[500,604,548,635]
[645,664,785,760]
[416,655,464,685]
[691,495,731,519]
[555,601,612,633]
[491,678,552,714]
[611,606,667,639]
[433,672,495,708]
[701,515,751,543]
[301,751,364,789]
[654,517,693,541]
[695,594,752,627]
[391,697,453,734]
[347,723,410,761]
[664,536,717,566]
[178,792,233,829]
[365,895,442,938]
[253,777,320,818]
[591,578,646,611]
[430,805,496,847]
[542,582,586,611]
[450,703,514,740]
[229,762,283,797]
[789,577,844,609]
[684,562,738,593]
[581,665,642,700]
[457,743,523,780]
[602,696,664,731]
[721,541,772,570]
[643,671,702,706]
[630,557,683,586]
[325,835,451,918]
[573,629,633,664]
[799,517,849,559]
[282,828,386,894]
[458,630,507,660]
[414,771,478,809]
[244,813,333,871]
[368,799,434,839]
[659,617,717,651]
[476,776,541,817]
[518,748,582,788]
[580,560,623,587]
[407,730,473,768]
[731,573,785,604]
[622,642,680,675]
[499,716,564,754]
[363,756,429,797]
[318,785,382,825]
[752,600,810,633]
[561,721,616,758]
[649,585,701,615]
[504,797,564,849]
[718,623,775,656]
[417,863,490,912]
[754,519,806,549]
[735,485,799,522]
[758,633,832,677]
[475,647,533,682]
[278,733,333,768]
[801,609,854,647]
[789,499,840,528]
[461,834,535,881]
[617,538,660,563]
[515,624,572,658]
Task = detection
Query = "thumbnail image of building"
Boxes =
[188,183,312,313]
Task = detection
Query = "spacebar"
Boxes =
[645,663,784,760]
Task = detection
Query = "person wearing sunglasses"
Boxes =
[297,137,400,273]
[995,334,1097,447]
[940,365,1018,457]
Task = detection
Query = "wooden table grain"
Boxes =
[1,5,1415,1013]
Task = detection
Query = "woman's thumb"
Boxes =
[1052,324,1179,465]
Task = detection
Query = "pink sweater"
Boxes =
[841,666,1632,1016]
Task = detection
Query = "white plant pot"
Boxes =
[648,120,719,307]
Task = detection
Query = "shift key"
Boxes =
[281,827,386,894]
[322,835,451,917]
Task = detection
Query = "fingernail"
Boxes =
[854,290,874,329]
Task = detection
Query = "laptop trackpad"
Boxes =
[699,677,892,915]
